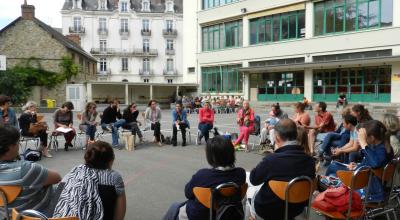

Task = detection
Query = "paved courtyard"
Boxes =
[32,105,392,220]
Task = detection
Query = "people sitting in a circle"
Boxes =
[19,101,51,157]
[163,136,245,220]
[101,99,126,149]
[53,101,76,151]
[260,103,289,146]
[145,100,163,146]
[122,103,144,143]
[0,125,61,215]
[53,141,126,220]
[172,103,189,147]
[197,100,214,145]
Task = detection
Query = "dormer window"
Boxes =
[142,0,150,12]
[166,0,174,12]
[121,1,128,12]
[99,0,107,10]
[73,0,82,9]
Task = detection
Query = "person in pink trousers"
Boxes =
[233,100,255,152]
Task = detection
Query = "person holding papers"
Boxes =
[53,102,76,151]
[171,103,189,147]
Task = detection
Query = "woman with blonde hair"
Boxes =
[382,113,400,157]
[19,101,51,157]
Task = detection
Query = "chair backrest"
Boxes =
[268,176,316,220]
[336,166,372,219]
[12,209,78,220]
[193,182,248,220]
[0,186,22,220]
[372,159,399,204]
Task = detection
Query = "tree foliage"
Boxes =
[0,56,81,104]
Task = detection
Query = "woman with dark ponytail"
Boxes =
[351,104,373,123]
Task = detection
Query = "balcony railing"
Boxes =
[97,28,108,36]
[69,26,85,34]
[165,48,175,55]
[119,29,130,36]
[163,69,178,76]
[162,29,177,37]
[133,48,158,57]
[139,69,153,76]
[141,29,151,36]
[97,69,111,76]
[90,48,115,55]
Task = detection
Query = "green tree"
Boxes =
[0,70,31,104]
[59,56,79,81]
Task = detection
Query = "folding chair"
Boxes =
[366,159,399,220]
[48,132,62,152]
[268,176,316,220]
[11,209,78,220]
[0,186,22,220]
[193,182,248,220]
[73,113,86,150]
[312,166,372,220]
[19,136,40,153]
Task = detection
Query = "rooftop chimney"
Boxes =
[21,0,35,20]
[66,34,81,46]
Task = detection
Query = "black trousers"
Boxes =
[151,122,161,142]
[172,123,187,144]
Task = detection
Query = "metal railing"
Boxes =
[163,69,178,76]
[69,26,85,34]
[162,29,177,37]
[141,29,151,36]
[139,69,154,75]
[97,28,108,35]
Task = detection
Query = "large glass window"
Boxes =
[202,0,239,10]
[120,19,128,32]
[250,10,305,45]
[201,65,243,93]
[202,20,242,51]
[99,18,107,31]
[314,0,392,36]
[100,58,107,72]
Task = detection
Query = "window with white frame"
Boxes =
[167,79,173,84]
[120,19,128,32]
[121,1,128,12]
[166,20,173,31]
[73,17,81,31]
[167,59,174,71]
[142,0,150,11]
[100,40,107,52]
[100,58,107,72]
[100,0,106,9]
[143,39,150,52]
[166,1,174,12]
[166,39,174,50]
[99,18,107,31]
[143,58,150,72]
[121,58,128,71]
[142,19,150,31]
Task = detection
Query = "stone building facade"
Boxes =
[0,2,97,106]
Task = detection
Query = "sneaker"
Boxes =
[139,137,145,144]
[172,142,177,147]
[182,142,186,147]
[103,126,112,132]
[64,143,69,151]
[42,152,53,158]
[157,142,163,147]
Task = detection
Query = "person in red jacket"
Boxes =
[233,100,255,152]
[197,101,214,145]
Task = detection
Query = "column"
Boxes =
[86,83,92,102]
[150,85,153,100]
[305,1,314,39]
[393,0,400,27]
[391,63,400,103]
[125,84,129,105]
[242,16,249,47]
[304,69,313,101]
[176,85,180,96]
[242,61,250,100]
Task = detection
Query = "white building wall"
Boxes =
[62,8,184,85]
[182,0,199,85]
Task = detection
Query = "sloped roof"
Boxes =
[62,0,183,13]
[0,17,96,62]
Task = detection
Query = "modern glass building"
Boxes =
[184,0,400,103]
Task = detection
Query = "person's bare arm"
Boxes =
[113,193,126,220]
[43,169,61,186]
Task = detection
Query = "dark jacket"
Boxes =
[250,145,316,220]
[122,109,139,129]
[19,112,37,136]
[101,106,122,124]
[184,167,246,220]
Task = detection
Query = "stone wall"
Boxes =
[0,19,96,106]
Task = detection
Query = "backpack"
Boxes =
[22,148,42,162]
[253,115,261,136]
[214,189,244,220]
[164,136,172,145]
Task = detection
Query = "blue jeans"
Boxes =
[86,124,97,141]
[319,132,341,156]
[102,119,126,146]
[198,123,213,141]
[162,202,186,220]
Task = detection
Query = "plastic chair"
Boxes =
[0,186,22,220]
[268,176,316,220]
[366,159,399,220]
[11,209,78,220]
[193,182,248,220]
[312,166,372,220]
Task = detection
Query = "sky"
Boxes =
[0,0,64,30]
